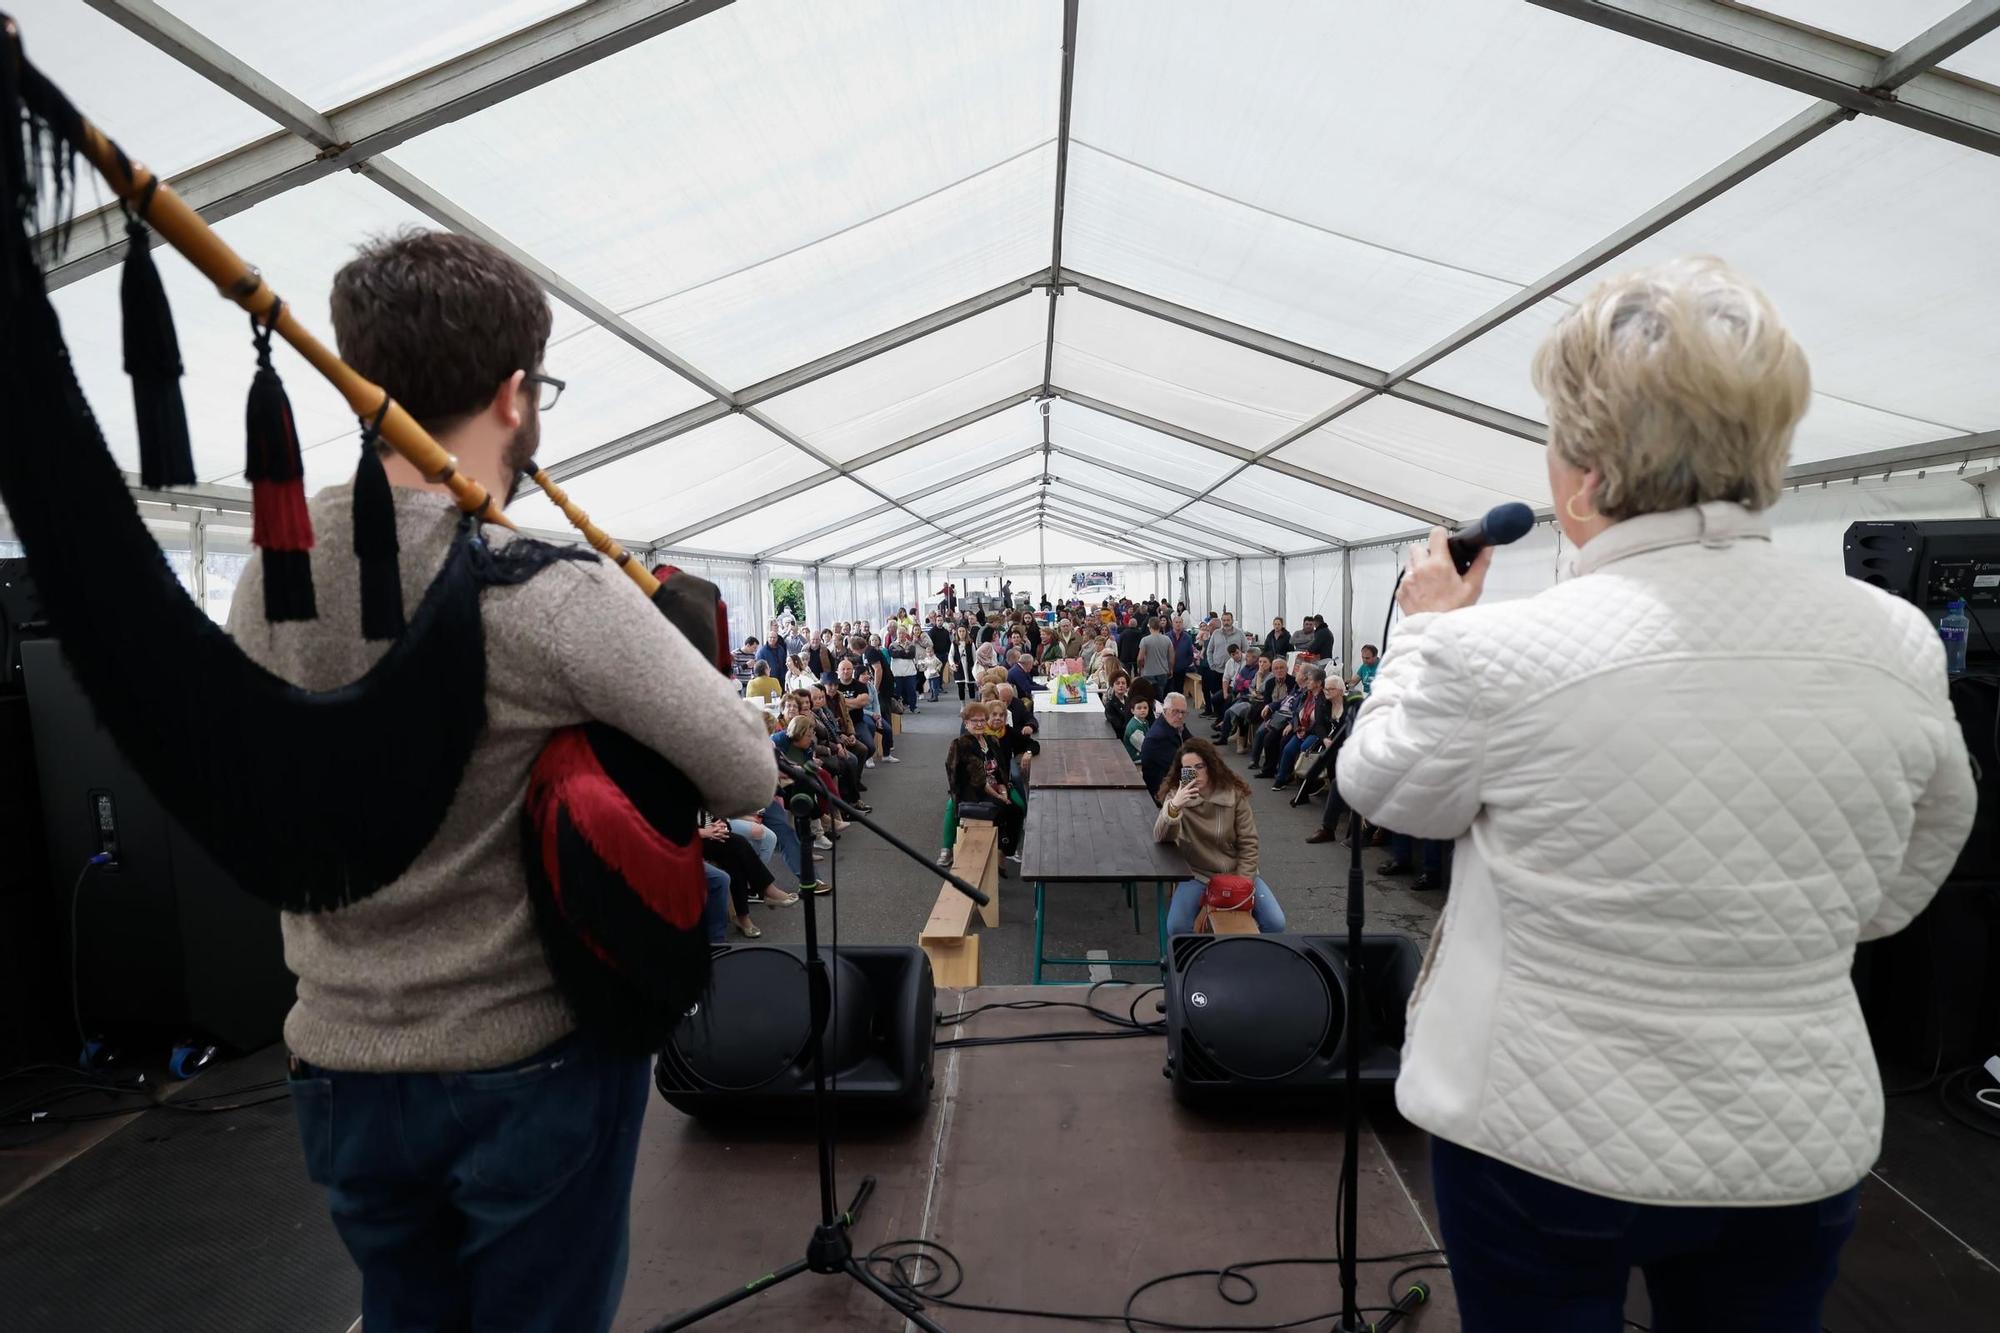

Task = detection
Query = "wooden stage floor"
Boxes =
[614,984,1455,1331]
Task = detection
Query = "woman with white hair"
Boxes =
[1338,257,1974,1330]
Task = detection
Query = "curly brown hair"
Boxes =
[1155,736,1248,805]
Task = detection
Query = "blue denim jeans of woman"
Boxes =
[1431,1136,1859,1333]
[729,816,778,868]
[701,861,731,942]
[1219,698,1255,739]
[1165,876,1287,934]
[287,1032,651,1333]
[1274,733,1317,785]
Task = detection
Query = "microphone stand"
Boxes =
[1332,573,1430,1333]
[652,752,989,1333]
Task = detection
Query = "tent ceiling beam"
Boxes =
[895,509,1046,569]
[1044,446,1346,545]
[872,496,1046,566]
[824,477,1048,565]
[734,274,1050,406]
[1040,517,1183,567]
[1045,475,1281,556]
[1052,387,1451,525]
[1039,494,1225,559]
[758,453,1038,560]
[43,0,738,286]
[1780,428,2000,489]
[1526,1,2000,159]
[84,0,339,147]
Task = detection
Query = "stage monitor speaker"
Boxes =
[655,943,935,1122]
[21,639,294,1054]
[1163,933,1422,1106]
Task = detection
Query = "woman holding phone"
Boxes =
[1153,737,1286,934]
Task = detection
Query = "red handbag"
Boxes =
[1204,873,1256,913]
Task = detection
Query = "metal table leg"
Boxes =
[1033,880,1047,986]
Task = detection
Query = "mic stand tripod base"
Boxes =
[650,1177,947,1332]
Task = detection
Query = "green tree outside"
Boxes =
[770,577,805,621]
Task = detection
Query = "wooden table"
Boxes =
[1031,707,1111,740]
[1030,738,1145,789]
[1020,788,1189,983]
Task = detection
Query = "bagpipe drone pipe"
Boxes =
[0,16,733,1053]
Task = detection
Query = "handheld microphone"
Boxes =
[1446,501,1535,573]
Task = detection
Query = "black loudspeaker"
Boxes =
[655,943,935,1121]
[1163,933,1423,1106]
[21,639,294,1053]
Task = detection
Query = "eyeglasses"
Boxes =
[523,372,566,412]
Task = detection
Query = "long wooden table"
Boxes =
[1019,787,1188,983]
[1030,737,1145,789]
[1030,706,1110,740]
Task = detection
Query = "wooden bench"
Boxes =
[1195,903,1261,935]
[919,820,1001,987]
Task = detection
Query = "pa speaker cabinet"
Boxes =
[1163,933,1423,1107]
[21,640,294,1053]
[655,943,935,1122]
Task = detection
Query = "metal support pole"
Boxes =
[1340,548,1355,669]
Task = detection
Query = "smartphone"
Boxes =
[1179,766,1195,785]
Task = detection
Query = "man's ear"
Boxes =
[488,369,527,429]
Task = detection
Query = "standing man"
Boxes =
[1307,613,1336,661]
[1200,611,1247,719]
[232,229,775,1332]
[1137,617,1175,698]
[756,626,788,681]
[1168,614,1197,704]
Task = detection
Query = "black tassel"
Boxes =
[353,404,404,641]
[120,184,192,489]
[244,302,315,622]
[260,549,316,623]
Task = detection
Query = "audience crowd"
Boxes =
[723,589,1442,941]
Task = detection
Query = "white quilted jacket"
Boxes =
[1337,502,1976,1206]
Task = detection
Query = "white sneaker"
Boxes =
[883,754,901,763]
[865,758,877,769]
[813,834,833,851]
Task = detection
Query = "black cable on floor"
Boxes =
[864,1236,1440,1331]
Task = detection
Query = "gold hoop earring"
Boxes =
[1566,494,1598,523]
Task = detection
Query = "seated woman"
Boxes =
[1215,654,1269,745]
[1153,738,1286,934]
[1249,674,1305,778]
[1102,672,1132,736]
[744,660,783,702]
[1121,694,1155,763]
[698,812,786,936]
[784,653,818,693]
[942,701,1025,867]
[1271,667,1337,789]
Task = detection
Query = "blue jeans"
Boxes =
[1432,1137,1859,1332]
[1388,833,1444,876]
[288,1032,651,1333]
[895,674,919,710]
[1274,734,1318,784]
[702,861,731,942]
[746,800,803,878]
[1166,876,1286,934]
[729,816,779,869]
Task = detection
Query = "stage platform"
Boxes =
[615,985,1456,1331]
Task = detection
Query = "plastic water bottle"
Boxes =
[1939,600,1969,675]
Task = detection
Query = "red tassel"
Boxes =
[527,728,709,933]
[250,477,312,551]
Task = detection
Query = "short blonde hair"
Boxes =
[1531,256,1808,519]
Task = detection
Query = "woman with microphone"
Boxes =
[1338,257,1974,1330]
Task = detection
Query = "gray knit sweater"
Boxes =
[228,484,776,1071]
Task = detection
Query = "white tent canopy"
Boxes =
[8,0,1998,645]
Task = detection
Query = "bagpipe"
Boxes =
[1,16,731,1053]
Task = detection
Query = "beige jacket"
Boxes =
[1152,784,1258,881]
